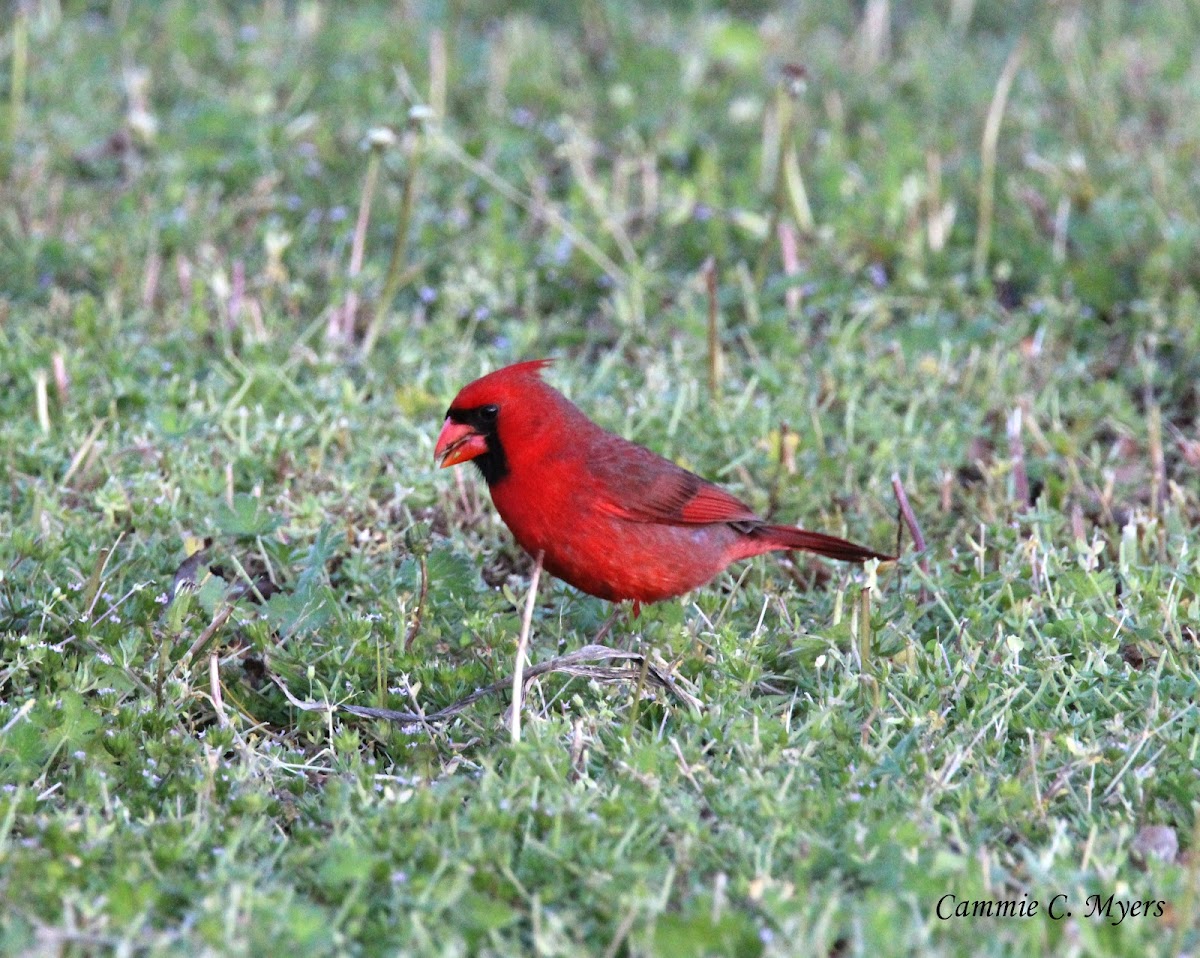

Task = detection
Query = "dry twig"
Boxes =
[272,644,702,725]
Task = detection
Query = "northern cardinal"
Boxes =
[435,360,891,613]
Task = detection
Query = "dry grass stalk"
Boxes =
[510,551,544,743]
[973,41,1026,282]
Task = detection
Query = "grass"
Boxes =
[2,1,1200,955]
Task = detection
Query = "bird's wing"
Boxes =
[585,436,760,526]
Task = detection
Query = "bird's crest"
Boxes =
[502,358,554,378]
[448,358,556,411]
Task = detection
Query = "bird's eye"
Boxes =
[480,404,499,422]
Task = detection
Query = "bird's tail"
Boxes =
[757,525,894,563]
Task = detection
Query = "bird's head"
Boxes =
[434,359,554,483]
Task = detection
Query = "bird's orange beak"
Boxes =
[435,418,488,468]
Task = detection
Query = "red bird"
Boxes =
[434,360,890,613]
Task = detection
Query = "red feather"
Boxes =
[436,360,892,606]
[587,441,759,526]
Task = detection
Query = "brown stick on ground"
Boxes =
[891,472,931,602]
[281,644,703,725]
[891,473,927,559]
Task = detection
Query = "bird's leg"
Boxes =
[626,634,652,733]
[590,606,623,646]
[590,601,646,649]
